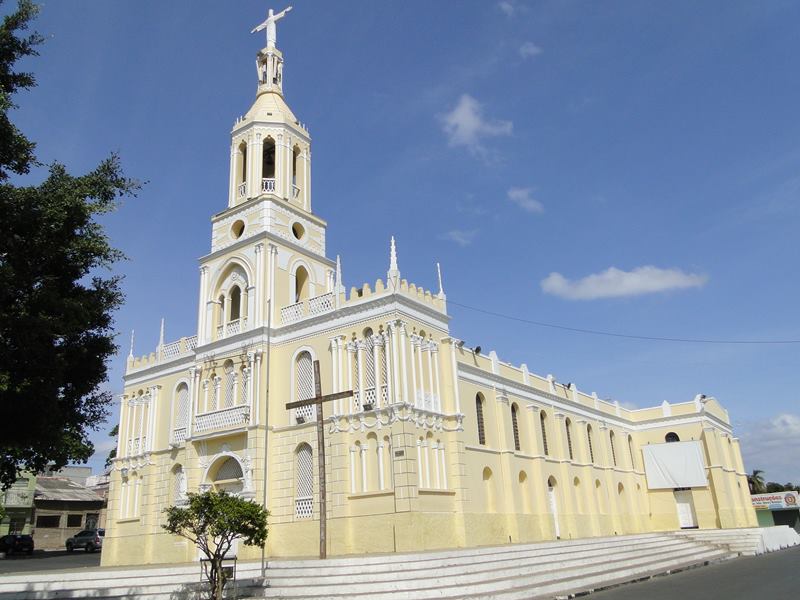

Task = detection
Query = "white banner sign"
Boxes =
[752,491,799,511]
[642,440,708,490]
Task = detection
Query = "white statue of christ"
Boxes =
[251,6,293,49]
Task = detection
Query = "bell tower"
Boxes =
[227,5,311,213]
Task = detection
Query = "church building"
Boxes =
[103,11,756,566]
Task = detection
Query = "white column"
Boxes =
[372,337,382,406]
[116,396,126,458]
[124,399,133,456]
[120,480,128,518]
[432,442,440,489]
[228,144,236,207]
[253,133,264,192]
[137,397,145,451]
[357,342,366,406]
[246,135,256,199]
[416,440,424,487]
[449,340,461,414]
[254,352,262,426]
[346,343,355,412]
[197,266,208,342]
[409,337,419,408]
[213,376,222,411]
[330,338,339,412]
[255,243,264,326]
[305,148,312,211]
[188,368,197,437]
[268,245,277,324]
[432,345,442,413]
[440,445,448,490]
[383,333,393,407]
[378,441,385,490]
[147,386,159,452]
[246,286,255,329]
[416,337,425,407]
[399,323,409,405]
[202,379,209,414]
[247,352,255,424]
[360,445,368,492]
[350,447,357,494]
[425,342,435,410]
[275,133,285,198]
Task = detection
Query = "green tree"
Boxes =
[104,424,118,470]
[765,481,784,493]
[163,490,269,600]
[747,469,766,494]
[0,1,138,487]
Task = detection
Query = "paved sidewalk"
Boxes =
[591,546,800,599]
[0,550,101,575]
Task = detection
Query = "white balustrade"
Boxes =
[262,178,275,193]
[238,182,246,198]
[127,437,145,456]
[194,404,250,433]
[292,184,300,199]
[380,384,389,406]
[224,318,245,337]
[362,387,377,409]
[281,301,305,324]
[186,335,198,350]
[161,340,182,359]
[171,427,188,445]
[308,292,334,316]
[216,325,224,339]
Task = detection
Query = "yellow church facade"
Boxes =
[102,22,756,567]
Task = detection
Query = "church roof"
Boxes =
[243,90,300,129]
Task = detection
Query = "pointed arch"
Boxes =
[511,403,521,452]
[565,418,574,460]
[475,393,486,446]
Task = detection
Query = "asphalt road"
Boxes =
[0,550,102,574]
[591,546,800,599]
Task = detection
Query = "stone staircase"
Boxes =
[0,531,739,600]
[673,525,800,556]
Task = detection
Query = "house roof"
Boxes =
[34,477,103,502]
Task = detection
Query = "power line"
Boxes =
[446,299,800,345]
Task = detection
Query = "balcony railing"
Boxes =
[194,404,250,434]
[295,497,312,519]
[126,437,146,456]
[262,178,275,193]
[237,182,246,198]
[280,292,335,325]
[171,427,188,445]
[158,335,198,362]
[216,318,247,340]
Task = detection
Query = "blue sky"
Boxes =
[7,1,800,483]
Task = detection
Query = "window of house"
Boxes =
[36,515,60,528]
[67,514,82,528]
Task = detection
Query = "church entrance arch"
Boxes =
[547,476,560,539]
[206,455,245,495]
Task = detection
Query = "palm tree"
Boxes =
[747,469,766,494]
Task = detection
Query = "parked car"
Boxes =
[0,534,35,555]
[65,528,104,552]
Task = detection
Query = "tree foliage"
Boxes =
[0,1,138,487]
[163,490,269,600]
[747,469,766,494]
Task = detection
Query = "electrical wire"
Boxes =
[446,299,800,345]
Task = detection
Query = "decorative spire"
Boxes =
[387,236,400,286]
[335,254,343,308]
[436,262,446,299]
[129,329,135,358]
[159,318,165,348]
[251,6,293,95]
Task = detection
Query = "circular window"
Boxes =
[231,220,245,239]
[292,222,305,240]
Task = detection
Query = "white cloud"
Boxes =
[439,229,478,247]
[739,414,800,483]
[541,266,708,300]
[440,94,513,157]
[498,1,515,17]
[519,42,542,59]
[507,187,544,213]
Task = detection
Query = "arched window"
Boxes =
[587,424,595,463]
[511,403,521,451]
[292,145,300,187]
[609,430,617,467]
[665,432,680,443]
[540,411,549,456]
[628,435,636,469]
[294,351,315,423]
[295,443,313,519]
[476,394,486,445]
[223,361,236,408]
[294,265,309,303]
[229,286,241,321]
[174,383,189,431]
[172,465,186,505]
[565,418,574,460]
[236,141,247,197]
[262,137,276,192]
[213,457,244,494]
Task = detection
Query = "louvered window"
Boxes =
[476,395,486,445]
[587,426,595,463]
[566,419,574,460]
[540,412,549,456]
[610,431,617,467]
[511,404,520,451]
[295,444,313,519]
[295,351,316,423]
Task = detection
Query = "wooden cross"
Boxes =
[285,360,352,559]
